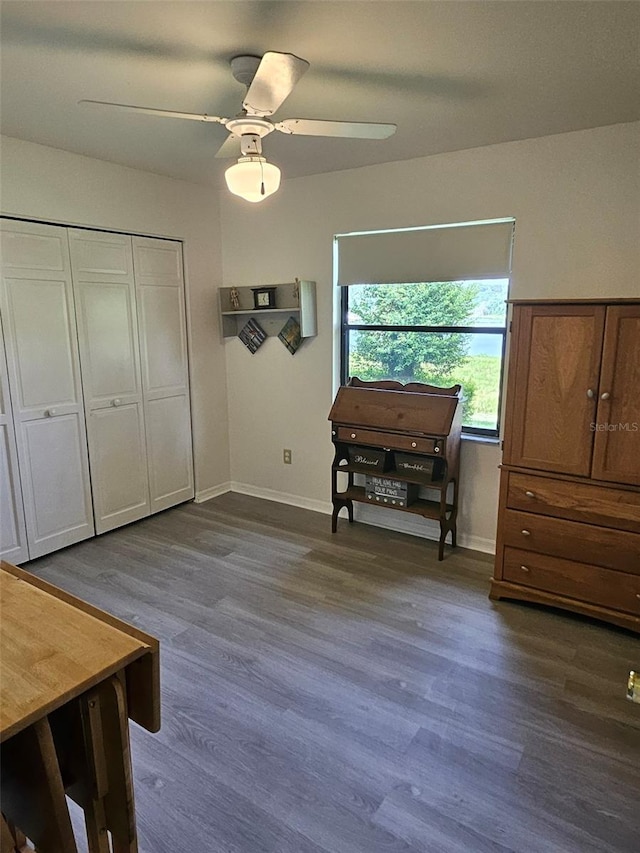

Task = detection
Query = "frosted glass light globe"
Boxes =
[225,156,281,203]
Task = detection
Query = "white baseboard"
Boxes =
[194,482,495,555]
[194,482,232,503]
[354,504,496,554]
[230,481,333,516]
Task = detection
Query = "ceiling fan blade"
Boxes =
[242,52,310,117]
[276,118,397,139]
[214,135,242,159]
[78,100,228,124]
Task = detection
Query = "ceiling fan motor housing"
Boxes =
[239,134,262,156]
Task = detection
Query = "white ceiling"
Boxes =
[1,1,639,186]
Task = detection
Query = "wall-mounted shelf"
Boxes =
[218,280,317,341]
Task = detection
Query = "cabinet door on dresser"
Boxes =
[591,305,640,486]
[0,220,95,558]
[69,229,151,534]
[503,304,605,476]
[133,237,194,513]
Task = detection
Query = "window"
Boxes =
[335,219,514,437]
[340,279,509,435]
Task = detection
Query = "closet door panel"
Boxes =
[0,426,27,561]
[4,279,78,413]
[21,415,93,557]
[75,281,140,404]
[1,227,67,271]
[69,229,150,534]
[146,395,193,511]
[89,404,149,531]
[133,237,194,512]
[0,220,94,557]
[0,319,28,563]
[138,286,188,397]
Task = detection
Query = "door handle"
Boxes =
[600,392,610,400]
[586,388,594,399]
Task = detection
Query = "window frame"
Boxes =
[339,284,508,438]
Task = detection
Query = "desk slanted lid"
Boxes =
[328,386,459,437]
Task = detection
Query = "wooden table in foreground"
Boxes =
[0,561,160,853]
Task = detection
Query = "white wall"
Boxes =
[219,122,640,552]
[2,124,637,553]
[0,135,230,496]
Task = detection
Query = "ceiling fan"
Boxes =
[79,51,397,202]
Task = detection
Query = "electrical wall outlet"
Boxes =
[283,449,292,464]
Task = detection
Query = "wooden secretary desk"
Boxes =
[329,378,462,560]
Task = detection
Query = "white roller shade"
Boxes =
[336,219,515,285]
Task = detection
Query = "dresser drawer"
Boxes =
[507,472,640,533]
[502,509,640,573]
[335,427,443,455]
[503,547,640,615]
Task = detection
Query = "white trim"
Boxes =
[230,481,333,516]
[205,483,495,555]
[194,482,232,503]
[354,504,496,554]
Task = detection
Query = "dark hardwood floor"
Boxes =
[27,494,639,853]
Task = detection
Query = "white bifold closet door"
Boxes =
[133,237,194,512]
[68,229,151,534]
[0,220,95,558]
[0,313,29,564]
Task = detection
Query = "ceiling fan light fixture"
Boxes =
[225,155,281,203]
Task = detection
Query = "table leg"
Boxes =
[91,676,138,853]
[0,718,77,853]
[1,814,15,853]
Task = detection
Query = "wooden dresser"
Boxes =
[329,378,462,560]
[490,300,640,632]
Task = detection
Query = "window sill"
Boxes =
[461,433,501,447]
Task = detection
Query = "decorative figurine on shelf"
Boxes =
[229,287,241,310]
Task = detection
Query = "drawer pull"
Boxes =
[586,388,594,399]
[351,433,356,439]
[600,391,610,401]
[434,446,440,453]
[520,565,530,572]
[521,529,531,536]
[636,594,640,600]
[411,441,417,448]
[44,408,56,417]
[524,491,535,498]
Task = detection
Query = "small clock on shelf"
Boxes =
[251,286,277,309]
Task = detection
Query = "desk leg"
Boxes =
[0,718,77,853]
